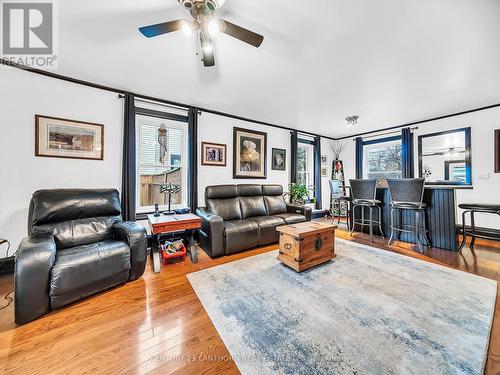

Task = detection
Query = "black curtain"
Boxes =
[290,131,298,184]
[401,127,414,178]
[188,107,198,211]
[355,137,363,179]
[314,136,322,210]
[121,93,136,221]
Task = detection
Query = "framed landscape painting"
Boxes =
[233,127,267,179]
[201,141,227,166]
[35,115,104,160]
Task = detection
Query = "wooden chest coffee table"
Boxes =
[276,221,337,272]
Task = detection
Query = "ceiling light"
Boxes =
[207,19,220,36]
[346,115,359,128]
[202,42,213,53]
[182,21,193,36]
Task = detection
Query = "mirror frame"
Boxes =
[417,127,472,185]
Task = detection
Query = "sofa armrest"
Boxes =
[15,233,56,324]
[286,203,312,221]
[196,207,224,257]
[113,221,147,281]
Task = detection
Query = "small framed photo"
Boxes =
[321,155,327,165]
[201,142,227,166]
[35,115,104,160]
[321,167,328,177]
[271,148,286,171]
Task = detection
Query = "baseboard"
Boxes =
[0,256,15,276]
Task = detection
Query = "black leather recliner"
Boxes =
[14,189,147,324]
[196,184,312,257]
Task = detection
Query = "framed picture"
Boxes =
[35,115,104,160]
[271,148,286,171]
[321,155,327,165]
[321,167,328,177]
[201,142,227,166]
[233,127,267,179]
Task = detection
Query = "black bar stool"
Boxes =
[329,179,351,228]
[387,178,431,252]
[458,204,500,251]
[349,179,384,242]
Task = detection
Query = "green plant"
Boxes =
[285,183,314,205]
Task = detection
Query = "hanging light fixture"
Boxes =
[346,115,359,128]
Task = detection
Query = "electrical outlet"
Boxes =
[478,172,490,179]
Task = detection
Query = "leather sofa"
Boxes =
[196,184,311,257]
[14,189,147,324]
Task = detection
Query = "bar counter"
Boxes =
[352,185,469,251]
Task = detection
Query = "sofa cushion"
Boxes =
[224,219,259,254]
[274,213,306,225]
[251,216,285,245]
[50,240,131,298]
[263,195,287,215]
[240,196,267,218]
[29,189,121,232]
[237,184,263,197]
[262,185,284,196]
[207,198,242,220]
[33,216,122,249]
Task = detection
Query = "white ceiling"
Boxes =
[55,0,500,138]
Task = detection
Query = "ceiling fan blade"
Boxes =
[220,20,264,48]
[139,20,184,38]
[200,31,215,67]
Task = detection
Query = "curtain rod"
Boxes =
[352,126,418,141]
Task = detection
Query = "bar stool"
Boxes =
[458,203,500,251]
[349,179,385,242]
[329,179,351,228]
[387,178,431,252]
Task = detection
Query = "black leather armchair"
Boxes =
[15,189,147,324]
[196,184,312,257]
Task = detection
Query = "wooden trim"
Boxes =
[233,127,268,179]
[135,107,188,123]
[495,129,500,173]
[35,114,105,161]
[201,142,227,167]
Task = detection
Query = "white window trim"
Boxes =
[363,138,402,179]
[135,115,188,214]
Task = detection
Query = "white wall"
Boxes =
[338,107,500,229]
[0,67,123,257]
[197,112,291,206]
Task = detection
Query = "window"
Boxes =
[363,137,402,180]
[136,115,188,213]
[297,141,315,191]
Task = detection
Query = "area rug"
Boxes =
[187,238,497,375]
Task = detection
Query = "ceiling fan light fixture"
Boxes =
[207,19,220,36]
[182,20,193,35]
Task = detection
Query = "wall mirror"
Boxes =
[418,127,471,185]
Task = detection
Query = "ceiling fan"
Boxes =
[138,0,264,67]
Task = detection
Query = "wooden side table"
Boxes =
[147,213,202,273]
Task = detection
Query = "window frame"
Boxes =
[362,135,403,180]
[135,114,189,214]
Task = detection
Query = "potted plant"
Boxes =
[285,183,315,205]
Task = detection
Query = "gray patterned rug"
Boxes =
[188,238,497,375]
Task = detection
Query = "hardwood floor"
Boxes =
[0,226,499,375]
